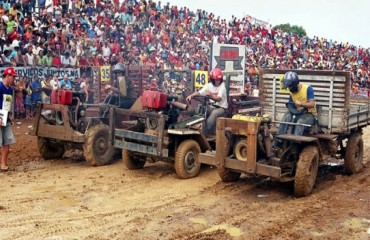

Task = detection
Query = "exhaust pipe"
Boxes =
[170,101,188,110]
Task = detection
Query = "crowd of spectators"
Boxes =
[1,0,369,119]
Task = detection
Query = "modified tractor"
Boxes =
[111,90,221,179]
[30,63,136,166]
[200,69,368,197]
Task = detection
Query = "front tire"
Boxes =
[294,145,319,197]
[175,140,201,179]
[37,137,65,159]
[344,132,363,174]
[122,149,146,170]
[83,124,115,166]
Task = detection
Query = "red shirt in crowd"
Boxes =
[8,30,19,42]
[79,56,88,67]
[52,55,62,67]
[111,42,121,55]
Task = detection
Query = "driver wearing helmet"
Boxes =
[104,63,136,109]
[186,67,228,136]
[278,71,317,137]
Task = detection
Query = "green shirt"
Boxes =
[44,56,53,67]
[6,20,16,33]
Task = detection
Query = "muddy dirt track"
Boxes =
[1,119,369,240]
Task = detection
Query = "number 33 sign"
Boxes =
[194,70,208,88]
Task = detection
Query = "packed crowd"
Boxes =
[0,0,369,119]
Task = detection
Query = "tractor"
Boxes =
[199,69,367,197]
[30,63,137,166]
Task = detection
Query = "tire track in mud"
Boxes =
[170,165,370,239]
[1,127,369,239]
[1,162,221,239]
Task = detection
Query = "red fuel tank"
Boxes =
[58,90,72,105]
[142,90,167,109]
[50,90,72,105]
[51,90,59,104]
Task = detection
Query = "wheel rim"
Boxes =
[95,135,108,155]
[184,150,197,172]
[235,139,247,161]
[240,146,247,159]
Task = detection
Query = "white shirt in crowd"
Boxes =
[102,45,111,57]
[32,46,43,55]
[69,56,77,67]
[199,82,228,109]
[50,78,59,90]
[45,0,54,13]
[25,52,35,65]
[61,55,71,65]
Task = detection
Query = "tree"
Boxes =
[274,23,306,36]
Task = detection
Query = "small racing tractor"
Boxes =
[111,89,226,179]
[199,69,368,197]
[111,70,260,179]
[30,63,136,166]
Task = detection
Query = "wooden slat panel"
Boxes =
[255,163,281,178]
[115,129,158,143]
[199,152,217,166]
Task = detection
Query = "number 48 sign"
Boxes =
[194,70,208,88]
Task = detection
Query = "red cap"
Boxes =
[3,67,17,77]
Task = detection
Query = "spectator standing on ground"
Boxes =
[0,67,17,172]
[59,74,73,90]
[14,76,26,119]
[31,75,42,115]
[41,75,51,103]
[49,75,59,90]
[80,77,94,103]
[24,78,32,119]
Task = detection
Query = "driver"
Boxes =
[278,71,317,136]
[104,63,136,109]
[186,67,228,136]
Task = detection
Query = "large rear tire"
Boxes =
[175,140,201,179]
[37,137,65,159]
[294,145,319,197]
[122,149,146,170]
[83,124,115,166]
[344,132,363,174]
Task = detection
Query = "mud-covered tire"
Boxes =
[218,136,241,182]
[175,140,201,179]
[344,132,363,174]
[218,167,241,182]
[83,124,115,166]
[37,137,65,159]
[294,145,319,197]
[122,149,146,170]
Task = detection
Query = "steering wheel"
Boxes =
[191,95,211,105]
[286,102,307,116]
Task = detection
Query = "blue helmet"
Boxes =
[282,71,299,89]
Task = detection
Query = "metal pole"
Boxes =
[272,76,277,121]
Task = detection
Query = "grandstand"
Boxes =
[0,0,369,118]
